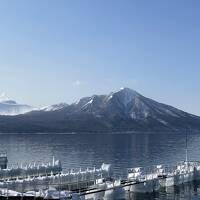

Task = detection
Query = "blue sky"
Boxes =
[0,0,200,115]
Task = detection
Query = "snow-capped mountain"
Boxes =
[69,87,192,121]
[0,93,34,116]
[0,88,199,133]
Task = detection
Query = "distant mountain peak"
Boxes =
[111,87,140,107]
[118,87,139,94]
[0,93,34,115]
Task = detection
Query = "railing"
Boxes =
[0,163,111,196]
[127,161,200,181]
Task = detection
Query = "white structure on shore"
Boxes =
[1,151,200,199]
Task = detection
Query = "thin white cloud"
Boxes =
[73,80,81,86]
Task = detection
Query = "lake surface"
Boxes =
[1,133,200,199]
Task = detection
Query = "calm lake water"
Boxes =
[1,133,200,199]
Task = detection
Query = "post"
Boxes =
[77,172,79,190]
[186,129,188,163]
[6,182,8,200]
[52,156,55,166]
[21,180,24,200]
[185,128,190,170]
[33,177,36,200]
[59,173,61,200]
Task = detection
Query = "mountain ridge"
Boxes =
[0,88,199,133]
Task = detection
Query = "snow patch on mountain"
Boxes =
[41,103,68,112]
[107,95,113,101]
[82,98,93,107]
[158,119,168,125]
